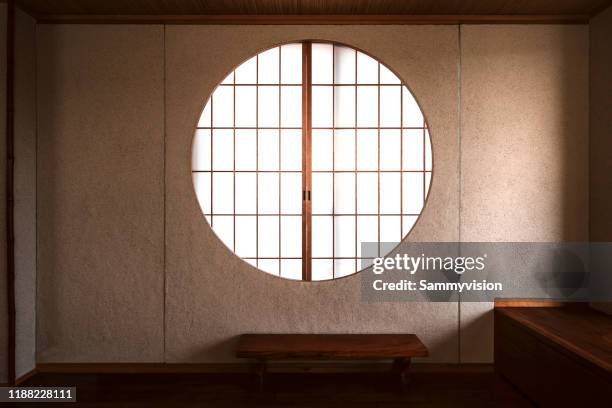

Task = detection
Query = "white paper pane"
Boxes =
[235,86,256,127]
[334,86,355,127]
[221,71,234,84]
[281,259,302,280]
[357,173,378,214]
[312,259,333,281]
[357,52,378,84]
[380,64,400,84]
[281,129,301,171]
[235,172,256,214]
[213,216,234,250]
[259,259,279,276]
[402,87,424,127]
[357,86,378,127]
[258,129,279,171]
[312,43,333,84]
[258,173,279,214]
[235,129,257,171]
[357,129,378,171]
[402,215,418,238]
[402,129,424,171]
[334,130,355,171]
[312,86,333,127]
[425,129,432,171]
[258,86,279,127]
[357,215,378,257]
[281,43,302,84]
[312,172,333,215]
[335,216,355,257]
[312,216,333,257]
[281,173,302,214]
[312,129,333,171]
[212,173,233,214]
[245,258,258,268]
[258,47,280,84]
[334,173,355,214]
[193,173,211,215]
[235,56,257,84]
[212,86,234,127]
[380,216,401,244]
[380,129,401,171]
[235,216,256,257]
[192,129,211,171]
[198,100,211,127]
[212,129,233,171]
[334,46,356,84]
[258,216,279,257]
[380,86,401,128]
[281,86,301,127]
[281,216,302,257]
[402,172,424,214]
[335,259,356,278]
[380,172,400,214]
[425,172,432,196]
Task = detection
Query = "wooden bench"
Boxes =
[495,301,612,406]
[235,333,428,389]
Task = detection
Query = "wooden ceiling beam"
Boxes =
[34,13,590,25]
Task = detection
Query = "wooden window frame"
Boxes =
[193,40,431,282]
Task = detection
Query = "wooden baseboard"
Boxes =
[35,362,491,375]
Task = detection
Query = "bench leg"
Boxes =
[255,359,267,392]
[392,358,411,388]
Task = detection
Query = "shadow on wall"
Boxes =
[458,25,589,362]
[557,28,589,242]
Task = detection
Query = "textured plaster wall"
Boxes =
[36,25,165,362]
[35,23,590,365]
[165,25,460,363]
[14,8,37,378]
[459,25,589,361]
[589,6,612,316]
[0,1,7,384]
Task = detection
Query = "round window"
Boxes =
[192,41,432,281]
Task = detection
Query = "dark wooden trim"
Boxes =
[15,368,38,385]
[37,363,253,374]
[35,362,489,374]
[5,0,16,387]
[33,14,591,25]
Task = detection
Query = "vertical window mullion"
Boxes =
[233,69,236,253]
[210,96,214,229]
[354,49,358,275]
[302,41,312,281]
[332,45,335,279]
[278,48,282,277]
[255,55,259,268]
[377,63,381,258]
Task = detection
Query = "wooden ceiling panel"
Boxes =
[15,0,612,17]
